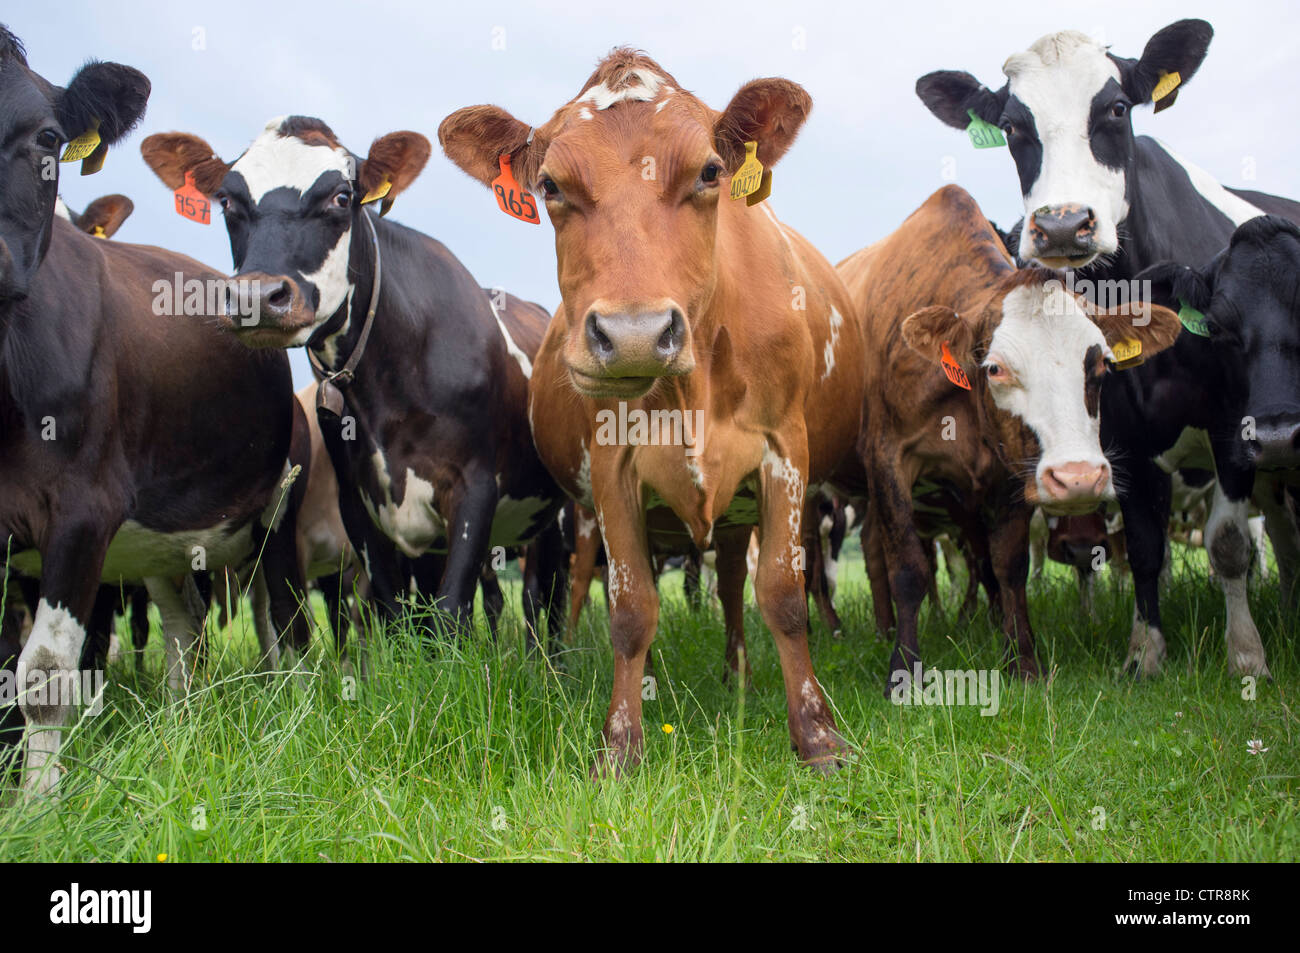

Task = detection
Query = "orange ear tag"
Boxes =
[940,341,971,390]
[492,154,540,224]
[173,171,211,225]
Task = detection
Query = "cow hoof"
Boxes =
[798,730,851,775]
[1006,657,1042,680]
[589,746,641,782]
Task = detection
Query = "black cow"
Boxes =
[0,27,309,792]
[917,19,1300,677]
[140,117,568,651]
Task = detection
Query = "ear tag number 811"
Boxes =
[493,154,540,224]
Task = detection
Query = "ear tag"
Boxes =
[1111,337,1143,369]
[492,153,540,224]
[1151,71,1181,105]
[940,341,971,390]
[360,178,391,206]
[730,141,764,201]
[79,140,108,176]
[173,171,211,225]
[1178,299,1211,337]
[91,225,107,239]
[746,168,773,207]
[965,109,1005,149]
[60,121,101,163]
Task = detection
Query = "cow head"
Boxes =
[141,117,430,348]
[440,49,812,399]
[916,20,1213,269]
[902,268,1181,513]
[0,25,149,303]
[1142,216,1300,472]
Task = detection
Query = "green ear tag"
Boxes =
[1179,300,1211,337]
[965,109,1005,149]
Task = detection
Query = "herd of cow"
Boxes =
[1,17,1297,792]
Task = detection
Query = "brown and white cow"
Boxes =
[441,50,868,774]
[841,186,1180,691]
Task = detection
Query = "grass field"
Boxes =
[0,540,1295,862]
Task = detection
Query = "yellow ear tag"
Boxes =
[1112,337,1143,369]
[361,178,391,206]
[1151,71,1181,105]
[746,169,773,207]
[91,225,107,239]
[60,122,101,163]
[730,141,764,201]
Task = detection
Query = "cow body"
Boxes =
[441,51,868,773]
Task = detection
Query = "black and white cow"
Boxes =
[0,27,309,792]
[917,20,1300,677]
[140,117,568,648]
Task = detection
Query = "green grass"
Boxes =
[0,540,1295,861]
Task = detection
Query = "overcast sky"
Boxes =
[11,1,1298,387]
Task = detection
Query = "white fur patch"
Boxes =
[231,116,354,203]
[1157,142,1267,227]
[363,451,445,558]
[579,69,666,111]
[487,295,533,379]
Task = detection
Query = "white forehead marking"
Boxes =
[988,283,1110,473]
[231,116,353,204]
[579,69,667,111]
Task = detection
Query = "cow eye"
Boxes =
[36,128,60,151]
[986,363,1008,382]
[1000,121,1014,138]
[216,192,231,211]
[539,176,561,199]
[1110,101,1128,119]
[700,162,722,186]
[333,189,353,209]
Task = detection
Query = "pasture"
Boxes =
[3,541,1294,862]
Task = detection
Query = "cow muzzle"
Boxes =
[1028,204,1098,268]
[1248,413,1300,470]
[223,272,316,348]
[1039,460,1112,513]
[569,303,694,398]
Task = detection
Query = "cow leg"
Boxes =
[478,565,505,639]
[874,470,932,695]
[19,516,116,794]
[682,547,703,611]
[804,501,843,637]
[590,485,657,779]
[1076,566,1095,619]
[78,587,119,671]
[755,440,845,770]
[316,572,347,656]
[988,504,1037,678]
[1119,461,1172,675]
[435,470,499,632]
[260,518,312,659]
[567,506,601,634]
[1205,482,1269,678]
[1255,476,1300,609]
[537,521,569,659]
[145,576,207,694]
[862,502,894,639]
[129,585,150,670]
[715,531,750,685]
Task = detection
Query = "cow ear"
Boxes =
[358,131,431,211]
[58,61,150,151]
[1136,261,1212,313]
[915,71,1004,130]
[439,106,538,189]
[714,78,812,173]
[76,194,133,238]
[140,132,230,194]
[1094,301,1183,358]
[1117,19,1214,110]
[902,305,975,365]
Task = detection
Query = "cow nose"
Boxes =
[1249,414,1300,469]
[1041,461,1111,504]
[585,307,686,376]
[225,272,305,327]
[1029,204,1097,259]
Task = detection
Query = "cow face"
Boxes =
[440,50,812,399]
[916,20,1213,268]
[0,27,148,303]
[1143,217,1300,472]
[903,270,1181,513]
[141,118,429,348]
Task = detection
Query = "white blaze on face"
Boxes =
[231,117,356,326]
[985,283,1113,496]
[1003,31,1128,260]
[579,69,668,111]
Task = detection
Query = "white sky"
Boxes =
[12,0,1299,387]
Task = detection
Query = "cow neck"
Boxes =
[309,209,381,418]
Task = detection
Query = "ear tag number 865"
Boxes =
[493,154,540,224]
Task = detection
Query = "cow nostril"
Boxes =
[265,282,291,311]
[657,310,685,357]
[586,311,614,360]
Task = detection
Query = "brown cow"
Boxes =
[841,186,1180,692]
[441,50,867,775]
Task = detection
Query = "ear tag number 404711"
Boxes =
[730,141,769,205]
[493,154,540,224]
[174,171,211,225]
[966,109,1005,149]
[940,341,971,390]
